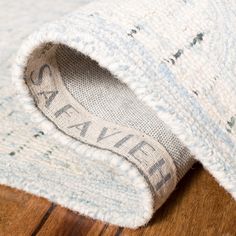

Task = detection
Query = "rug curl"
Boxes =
[11,0,236,228]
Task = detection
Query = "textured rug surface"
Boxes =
[1,0,236,228]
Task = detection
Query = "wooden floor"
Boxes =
[0,163,235,236]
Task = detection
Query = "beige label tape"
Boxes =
[25,45,177,208]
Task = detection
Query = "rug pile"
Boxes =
[1,0,235,228]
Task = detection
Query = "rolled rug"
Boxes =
[11,0,236,228]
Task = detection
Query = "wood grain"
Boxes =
[0,163,235,236]
[0,185,51,236]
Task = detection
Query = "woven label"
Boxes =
[25,45,177,206]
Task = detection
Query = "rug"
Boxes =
[1,0,236,228]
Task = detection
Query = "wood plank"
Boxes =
[121,163,236,236]
[0,163,235,236]
[0,185,52,236]
[37,206,97,236]
[37,163,236,236]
